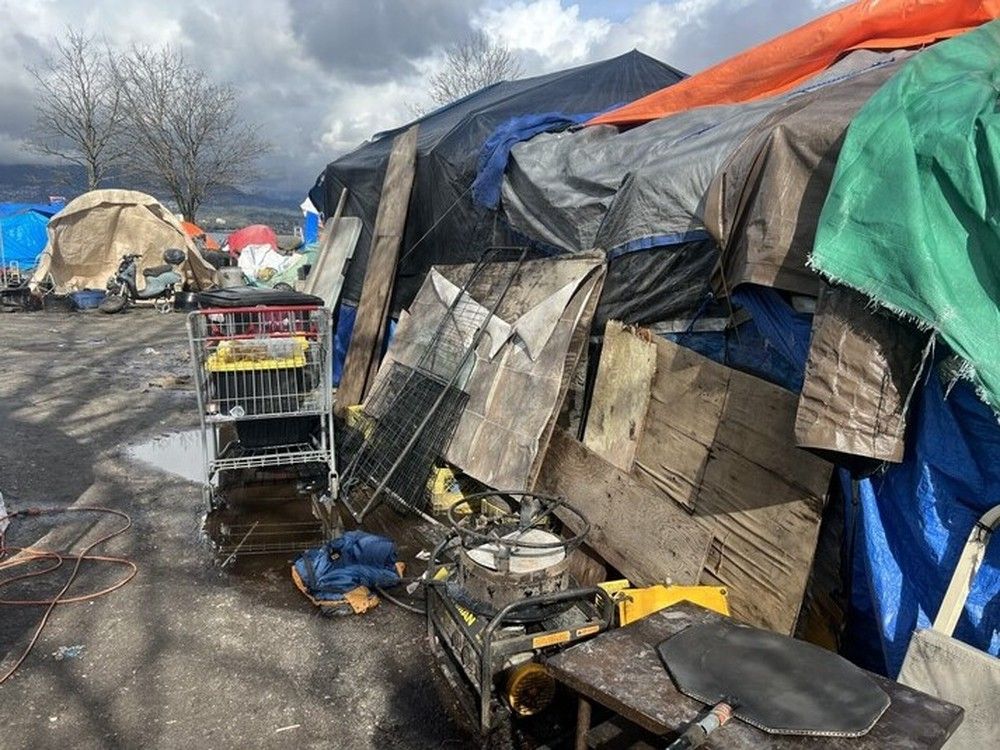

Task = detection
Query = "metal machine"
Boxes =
[426,491,614,735]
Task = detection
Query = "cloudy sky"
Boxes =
[0,0,844,198]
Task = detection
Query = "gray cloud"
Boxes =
[289,0,481,84]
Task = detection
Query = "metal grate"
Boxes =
[339,248,527,522]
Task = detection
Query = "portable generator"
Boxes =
[425,491,614,735]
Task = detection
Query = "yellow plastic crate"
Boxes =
[206,336,309,372]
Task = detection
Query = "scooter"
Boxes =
[99,248,186,314]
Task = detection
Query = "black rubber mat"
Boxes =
[658,620,890,737]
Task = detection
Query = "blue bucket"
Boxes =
[70,289,107,310]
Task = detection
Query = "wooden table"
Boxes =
[545,604,963,749]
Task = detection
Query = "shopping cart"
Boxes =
[187,304,337,556]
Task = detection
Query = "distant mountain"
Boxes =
[0,163,304,231]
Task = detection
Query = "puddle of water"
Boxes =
[126,430,206,484]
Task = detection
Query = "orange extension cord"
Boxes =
[0,507,136,685]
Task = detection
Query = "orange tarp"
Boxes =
[181,220,220,250]
[589,0,1000,127]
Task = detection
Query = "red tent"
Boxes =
[226,224,277,257]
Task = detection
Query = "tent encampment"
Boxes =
[307,50,685,314]
[30,190,216,293]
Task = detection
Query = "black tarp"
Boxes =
[308,51,684,312]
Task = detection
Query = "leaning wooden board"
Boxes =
[536,429,712,587]
[632,338,833,634]
[583,321,657,472]
[336,125,418,415]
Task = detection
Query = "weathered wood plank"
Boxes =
[583,321,657,472]
[536,429,711,586]
[634,337,832,634]
[336,125,418,415]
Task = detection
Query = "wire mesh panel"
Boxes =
[341,363,469,512]
[339,248,527,521]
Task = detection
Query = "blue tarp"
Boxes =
[666,318,804,394]
[472,110,606,209]
[731,285,812,385]
[843,371,1000,676]
[333,303,357,386]
[0,203,60,268]
[332,302,396,389]
[703,283,1000,677]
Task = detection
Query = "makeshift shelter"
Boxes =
[589,0,1000,126]
[500,50,906,327]
[308,50,685,313]
[30,190,215,293]
[0,203,61,269]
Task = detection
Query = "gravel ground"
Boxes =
[0,311,470,749]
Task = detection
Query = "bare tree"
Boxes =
[111,46,269,222]
[429,30,522,106]
[28,29,127,190]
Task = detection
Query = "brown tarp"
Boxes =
[30,189,214,293]
[704,54,909,298]
[795,285,927,464]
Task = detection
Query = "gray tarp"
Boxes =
[501,50,902,258]
[704,52,911,298]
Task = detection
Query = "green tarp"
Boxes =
[812,20,1000,412]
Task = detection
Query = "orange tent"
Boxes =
[181,220,220,250]
[589,0,1000,127]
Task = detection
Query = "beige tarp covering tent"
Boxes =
[30,189,215,293]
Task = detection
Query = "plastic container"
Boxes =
[235,416,319,448]
[69,289,107,310]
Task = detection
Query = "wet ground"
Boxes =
[0,311,469,749]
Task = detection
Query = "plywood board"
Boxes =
[536,429,712,586]
[635,338,832,634]
[583,321,657,472]
[301,216,362,307]
[336,125,418,415]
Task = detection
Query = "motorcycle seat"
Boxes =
[143,264,173,277]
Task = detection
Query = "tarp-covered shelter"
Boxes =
[501,50,907,327]
[589,0,1000,127]
[307,50,685,313]
[0,202,62,269]
[30,190,215,293]
[492,0,1000,682]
